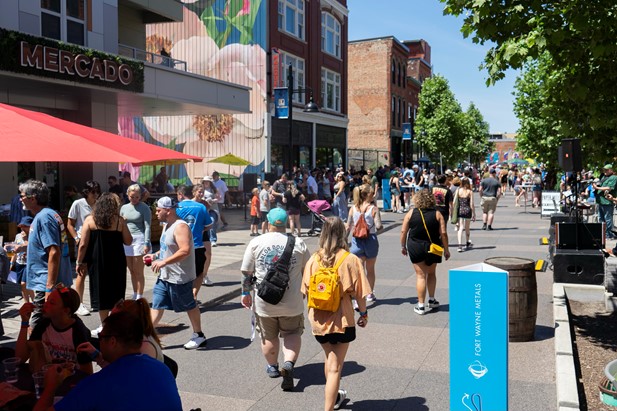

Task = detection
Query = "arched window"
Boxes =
[321,12,341,58]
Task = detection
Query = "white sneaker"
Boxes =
[366,293,376,302]
[202,276,214,286]
[333,389,347,410]
[90,325,103,338]
[211,241,217,247]
[76,303,91,316]
[184,333,207,350]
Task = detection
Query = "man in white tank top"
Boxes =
[144,197,206,350]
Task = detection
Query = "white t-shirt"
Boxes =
[213,179,228,204]
[307,176,318,195]
[259,189,270,212]
[67,198,92,238]
[241,232,310,317]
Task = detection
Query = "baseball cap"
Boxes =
[18,216,33,227]
[267,208,288,227]
[604,164,613,170]
[157,197,178,209]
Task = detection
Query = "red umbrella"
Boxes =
[0,103,201,165]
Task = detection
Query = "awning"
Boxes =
[0,103,201,165]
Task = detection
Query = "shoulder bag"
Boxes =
[257,235,296,305]
[419,209,444,257]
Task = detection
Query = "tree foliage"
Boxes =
[441,0,617,162]
[415,75,490,166]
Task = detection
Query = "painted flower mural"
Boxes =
[121,0,267,185]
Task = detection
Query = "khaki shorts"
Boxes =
[481,196,498,214]
[255,313,304,341]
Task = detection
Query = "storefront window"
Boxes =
[41,0,85,45]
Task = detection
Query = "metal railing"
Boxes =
[118,44,187,71]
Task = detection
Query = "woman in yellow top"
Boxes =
[302,217,371,411]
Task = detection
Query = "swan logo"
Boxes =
[467,360,488,379]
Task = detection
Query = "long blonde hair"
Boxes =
[354,184,373,209]
[317,217,349,267]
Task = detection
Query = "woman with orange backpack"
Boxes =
[302,217,371,410]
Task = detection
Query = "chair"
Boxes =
[163,354,178,379]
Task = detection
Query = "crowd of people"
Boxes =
[11,159,612,410]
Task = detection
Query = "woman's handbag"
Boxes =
[419,209,444,257]
[451,190,459,225]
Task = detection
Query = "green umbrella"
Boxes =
[207,153,252,166]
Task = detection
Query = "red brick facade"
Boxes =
[348,37,431,167]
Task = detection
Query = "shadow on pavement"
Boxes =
[156,322,190,336]
[214,243,245,247]
[350,396,429,411]
[206,281,239,288]
[464,246,496,251]
[207,302,243,312]
[203,335,251,350]
[525,325,554,342]
[370,297,413,308]
[293,361,366,391]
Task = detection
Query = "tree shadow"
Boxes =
[569,311,617,350]
[350,396,429,411]
[203,335,252,350]
[293,361,366,391]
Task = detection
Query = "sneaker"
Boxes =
[202,276,214,286]
[90,325,103,338]
[250,233,257,236]
[211,241,217,247]
[76,303,91,316]
[413,304,427,315]
[396,210,404,214]
[352,298,359,312]
[333,389,347,410]
[487,225,493,231]
[482,223,487,230]
[280,361,294,391]
[366,293,376,303]
[466,241,473,250]
[266,364,280,378]
[427,298,440,309]
[457,247,463,253]
[184,333,207,350]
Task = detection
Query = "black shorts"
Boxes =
[202,230,210,243]
[260,211,269,223]
[314,327,356,344]
[251,216,260,225]
[194,248,206,275]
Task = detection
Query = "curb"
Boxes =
[553,283,580,411]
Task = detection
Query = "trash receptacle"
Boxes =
[484,257,537,342]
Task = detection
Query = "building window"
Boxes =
[392,60,395,84]
[281,51,305,104]
[403,65,407,88]
[398,63,402,87]
[41,0,86,45]
[392,96,396,126]
[320,68,341,112]
[321,12,341,58]
[278,0,305,40]
[398,97,402,127]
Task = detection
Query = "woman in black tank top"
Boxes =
[400,190,450,315]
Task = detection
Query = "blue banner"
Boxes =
[381,178,391,211]
[402,123,412,140]
[450,263,509,411]
[274,87,289,119]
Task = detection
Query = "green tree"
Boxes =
[441,0,617,162]
[461,102,492,165]
[414,75,466,166]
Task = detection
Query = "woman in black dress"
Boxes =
[77,193,132,336]
[400,190,450,315]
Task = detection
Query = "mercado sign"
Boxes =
[0,28,143,93]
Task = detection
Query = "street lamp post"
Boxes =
[287,63,319,171]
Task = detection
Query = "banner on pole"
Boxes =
[402,123,412,140]
[274,87,289,119]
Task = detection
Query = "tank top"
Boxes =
[352,205,377,234]
[159,219,196,284]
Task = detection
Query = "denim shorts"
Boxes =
[152,278,197,312]
[350,234,379,259]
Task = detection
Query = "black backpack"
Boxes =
[256,235,296,305]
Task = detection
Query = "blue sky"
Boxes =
[347,0,520,134]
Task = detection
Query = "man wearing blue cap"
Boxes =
[240,208,310,391]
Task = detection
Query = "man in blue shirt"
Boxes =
[34,311,182,411]
[175,185,213,300]
[20,180,73,328]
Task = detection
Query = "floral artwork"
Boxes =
[120,0,267,186]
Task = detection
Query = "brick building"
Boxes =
[268,0,349,173]
[348,37,431,169]
[488,133,521,164]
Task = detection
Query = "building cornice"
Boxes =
[320,0,349,19]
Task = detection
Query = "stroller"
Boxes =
[305,200,332,236]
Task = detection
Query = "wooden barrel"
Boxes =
[484,257,538,342]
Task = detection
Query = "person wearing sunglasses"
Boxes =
[15,284,93,374]
[33,312,181,411]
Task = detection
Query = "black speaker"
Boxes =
[242,173,258,194]
[558,138,582,172]
[555,222,605,249]
[553,249,604,285]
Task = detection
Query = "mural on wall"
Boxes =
[120,0,267,186]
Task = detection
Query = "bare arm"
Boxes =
[46,245,60,289]
[151,223,191,272]
[66,218,78,241]
[76,217,92,277]
[400,211,412,255]
[120,218,132,245]
[436,212,449,259]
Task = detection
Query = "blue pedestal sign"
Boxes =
[381,178,391,211]
[450,263,509,411]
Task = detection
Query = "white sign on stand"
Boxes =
[541,191,561,217]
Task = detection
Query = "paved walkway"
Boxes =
[0,194,560,410]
